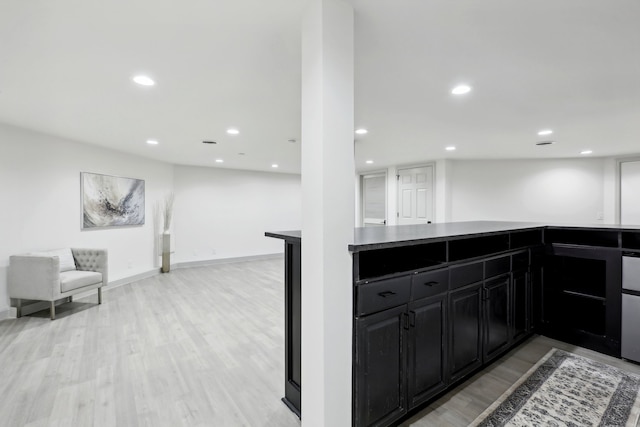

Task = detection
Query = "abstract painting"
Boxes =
[81,172,145,229]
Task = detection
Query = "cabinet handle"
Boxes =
[378,291,396,298]
[424,281,439,287]
[402,312,410,330]
[409,311,416,327]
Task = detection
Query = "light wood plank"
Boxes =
[0,258,299,427]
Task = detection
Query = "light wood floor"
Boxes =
[1,257,639,427]
[0,258,300,427]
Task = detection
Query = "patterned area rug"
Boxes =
[470,349,640,427]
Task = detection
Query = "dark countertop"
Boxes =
[265,230,301,242]
[265,221,640,252]
[351,221,543,251]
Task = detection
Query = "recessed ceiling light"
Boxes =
[146,139,158,145]
[451,84,471,95]
[227,128,239,135]
[215,159,224,163]
[366,160,374,164]
[272,164,279,168]
[133,75,155,86]
[538,129,553,136]
[580,150,593,155]
[445,146,456,151]
[355,129,368,135]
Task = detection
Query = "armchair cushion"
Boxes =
[60,270,103,293]
[36,248,76,272]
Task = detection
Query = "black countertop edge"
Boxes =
[349,224,545,252]
[265,230,301,242]
[265,221,640,252]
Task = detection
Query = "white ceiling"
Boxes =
[1,0,639,175]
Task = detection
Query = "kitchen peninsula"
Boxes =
[266,221,640,427]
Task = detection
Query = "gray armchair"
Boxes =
[8,248,108,320]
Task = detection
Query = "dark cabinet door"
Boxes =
[483,275,510,362]
[449,283,483,382]
[354,305,408,427]
[512,270,530,342]
[530,248,544,332]
[407,294,448,408]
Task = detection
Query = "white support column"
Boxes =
[301,0,354,426]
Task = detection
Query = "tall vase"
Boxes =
[162,232,171,273]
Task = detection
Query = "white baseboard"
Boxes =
[108,268,162,288]
[0,253,284,319]
[0,307,14,320]
[174,253,282,269]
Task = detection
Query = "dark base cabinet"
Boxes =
[355,250,538,427]
[449,283,482,382]
[483,275,511,362]
[540,244,622,357]
[268,224,635,427]
[283,241,301,416]
[354,306,407,427]
[354,293,448,427]
[511,270,530,342]
[407,294,448,408]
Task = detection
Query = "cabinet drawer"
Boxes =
[450,262,483,290]
[357,276,411,316]
[412,269,449,300]
[512,251,529,272]
[485,256,510,279]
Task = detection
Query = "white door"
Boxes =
[621,160,640,224]
[362,173,387,226]
[397,165,434,225]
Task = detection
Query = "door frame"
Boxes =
[396,163,435,224]
[360,170,388,227]
[617,156,640,225]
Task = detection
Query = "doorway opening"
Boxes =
[361,172,387,226]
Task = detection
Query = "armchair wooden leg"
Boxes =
[16,299,21,318]
[50,301,56,320]
[98,287,102,305]
[68,296,73,303]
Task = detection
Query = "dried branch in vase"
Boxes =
[163,192,175,233]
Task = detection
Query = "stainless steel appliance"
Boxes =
[622,253,640,362]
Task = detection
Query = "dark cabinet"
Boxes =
[354,305,408,427]
[530,248,544,332]
[542,245,622,357]
[407,294,448,408]
[283,241,301,415]
[511,270,530,342]
[483,275,511,362]
[449,282,483,382]
[354,272,450,427]
[353,246,541,427]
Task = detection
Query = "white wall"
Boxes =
[449,158,607,224]
[0,123,174,313]
[358,158,609,226]
[434,159,452,223]
[172,165,301,263]
[603,158,618,224]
